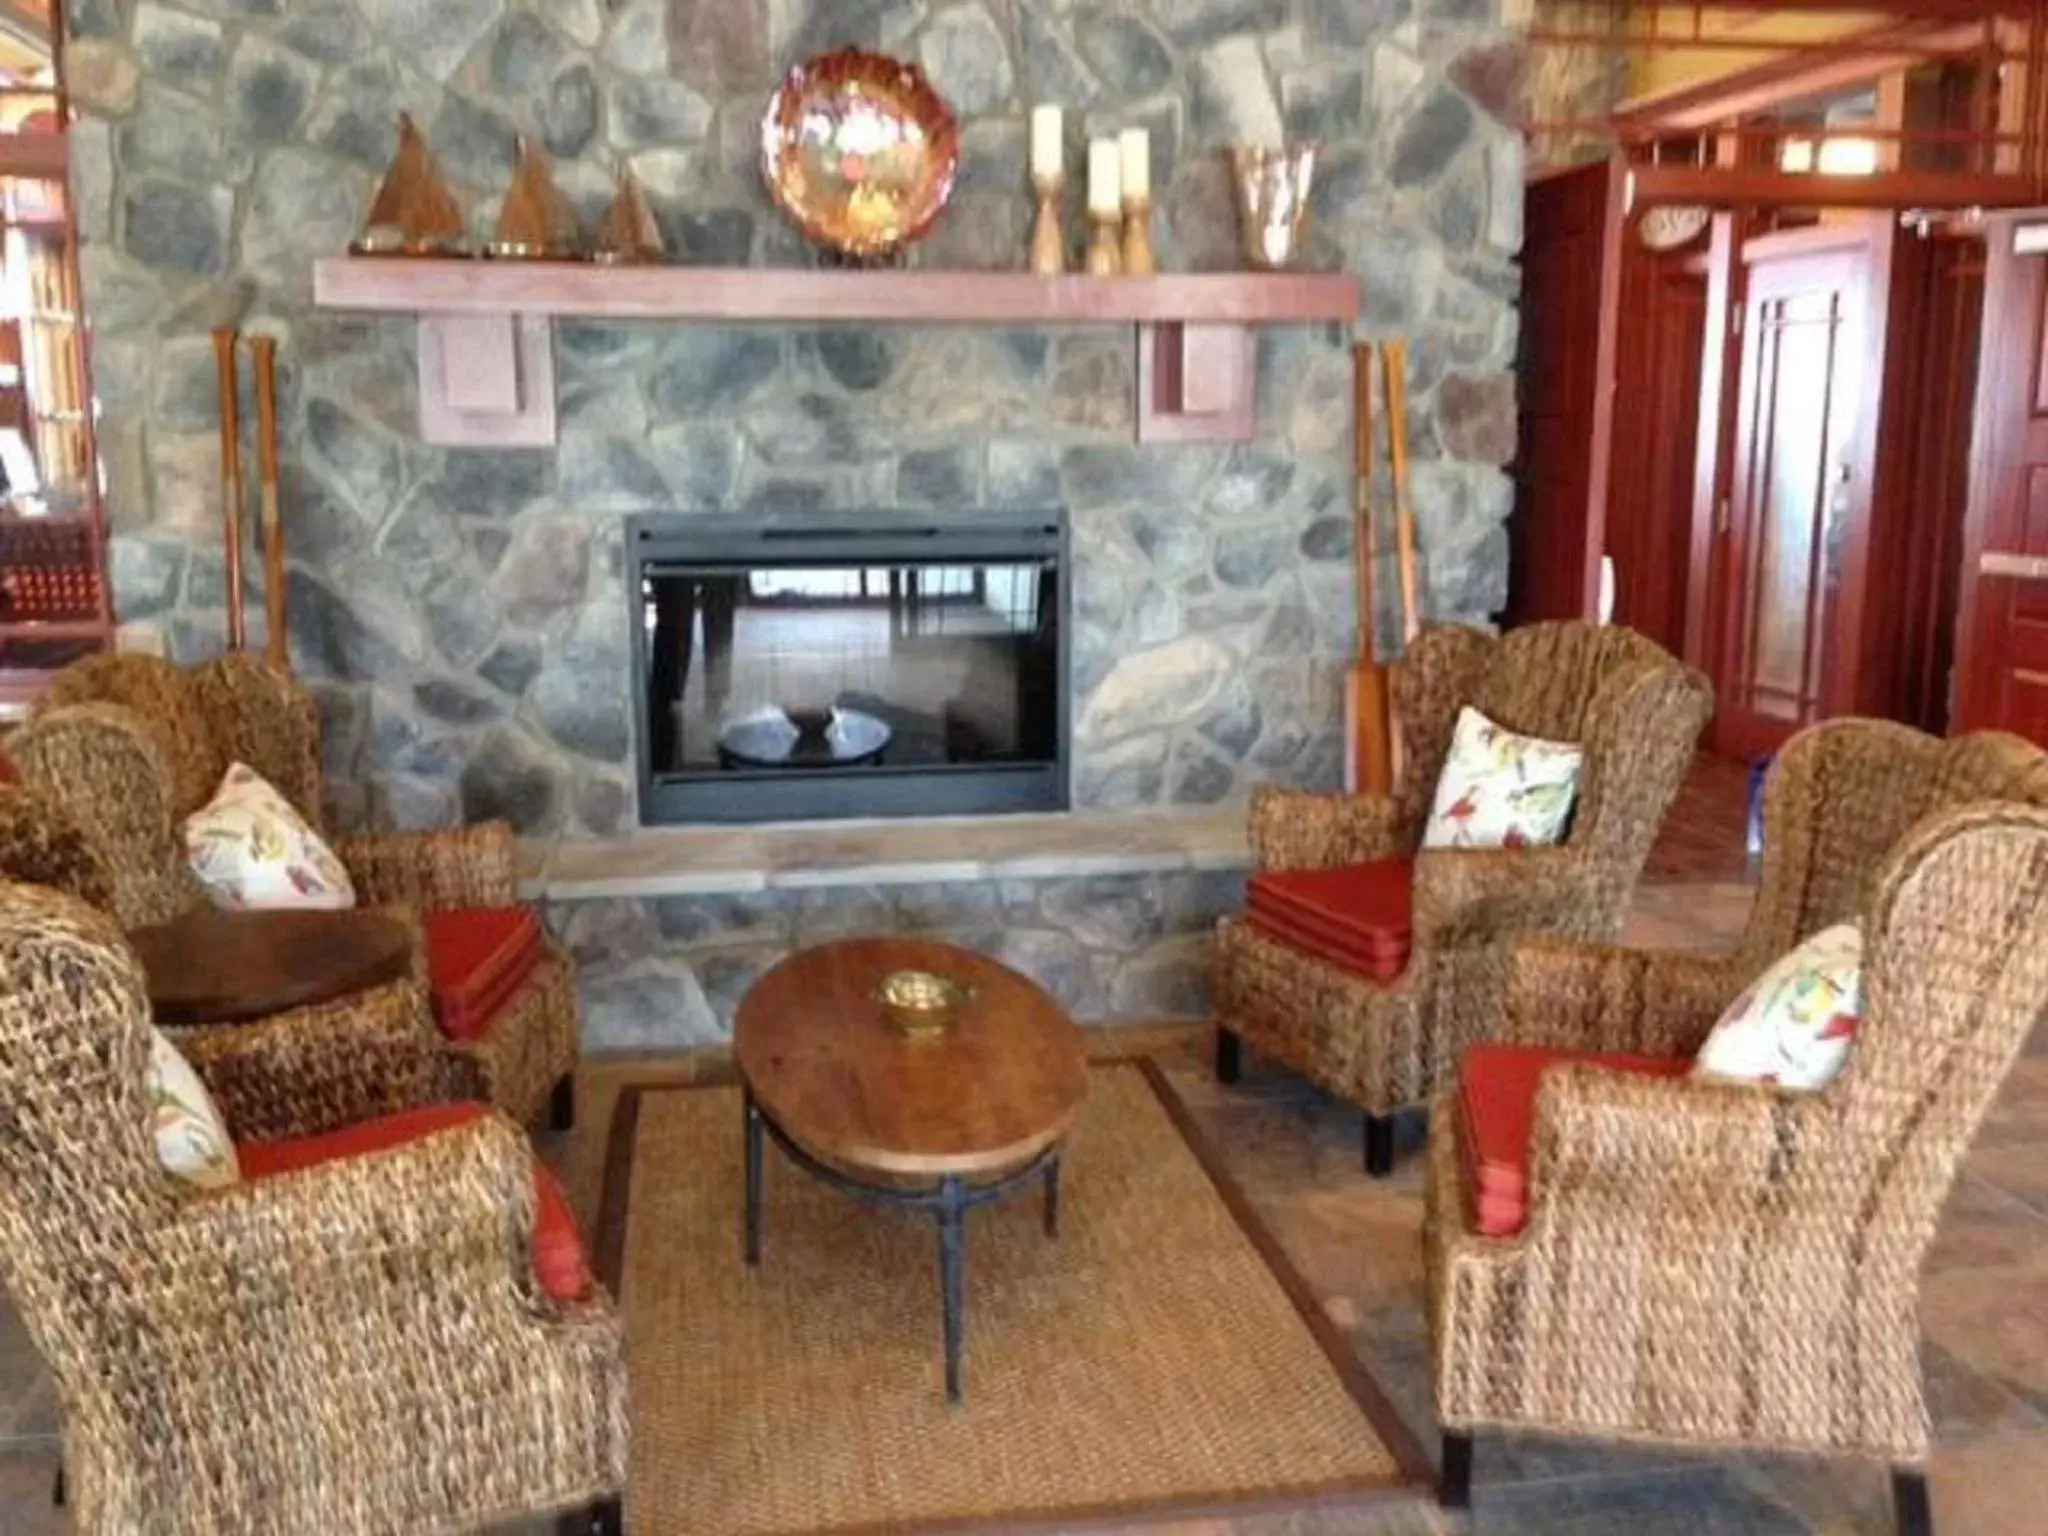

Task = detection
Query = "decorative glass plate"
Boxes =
[760,48,959,260]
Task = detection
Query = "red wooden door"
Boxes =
[1714,235,1871,758]
[1607,250,1707,655]
[1508,160,1623,624]
[1954,212,2048,743]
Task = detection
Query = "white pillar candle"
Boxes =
[1030,104,1063,181]
[1087,137,1121,214]
[1118,127,1150,201]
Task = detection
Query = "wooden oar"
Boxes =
[249,335,289,674]
[211,327,246,651]
[1382,338,1422,645]
[1343,341,1392,796]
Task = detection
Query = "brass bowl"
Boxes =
[875,968,971,1040]
[760,47,960,260]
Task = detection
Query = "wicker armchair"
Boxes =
[1214,621,1711,1173]
[0,880,626,1536]
[5,651,580,1138]
[1425,720,2048,1534]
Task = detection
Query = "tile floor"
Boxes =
[6,756,2047,1534]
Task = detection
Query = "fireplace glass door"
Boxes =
[631,516,1067,824]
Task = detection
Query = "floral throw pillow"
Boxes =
[1692,922,1862,1092]
[183,762,356,911]
[148,1026,239,1190]
[1421,706,1585,850]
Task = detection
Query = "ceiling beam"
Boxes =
[1612,17,2006,130]
[1625,162,2042,210]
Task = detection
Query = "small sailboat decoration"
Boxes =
[590,167,666,265]
[350,113,468,257]
[485,138,582,259]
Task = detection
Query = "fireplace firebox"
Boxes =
[629,513,1070,825]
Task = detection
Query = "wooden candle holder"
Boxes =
[1085,210,1122,276]
[1030,173,1066,276]
[1121,194,1155,275]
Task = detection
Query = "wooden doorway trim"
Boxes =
[1509,157,1627,623]
[1952,208,2048,740]
[1685,212,1741,674]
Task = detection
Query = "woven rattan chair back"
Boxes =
[1745,719,2048,966]
[0,878,624,1535]
[15,652,329,926]
[0,884,177,1395]
[1795,803,2048,1338]
[43,651,325,825]
[1385,621,1708,851]
[1390,622,1712,922]
[0,785,116,909]
[1432,796,2048,1520]
[45,652,226,817]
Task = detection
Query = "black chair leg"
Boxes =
[1214,1027,1242,1086]
[549,1073,576,1133]
[1364,1112,1395,1177]
[558,1495,623,1535]
[51,1465,63,1507]
[1893,1467,1932,1536]
[1438,1431,1473,1509]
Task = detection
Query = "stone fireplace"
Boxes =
[71,0,1523,1045]
[77,0,1522,845]
[629,509,1067,824]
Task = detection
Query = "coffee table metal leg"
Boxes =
[743,1086,764,1266]
[937,1175,966,1403]
[1043,1153,1061,1238]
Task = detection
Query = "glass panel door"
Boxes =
[1718,241,1867,754]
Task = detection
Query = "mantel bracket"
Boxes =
[416,313,555,447]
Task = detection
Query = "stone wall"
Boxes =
[556,866,1244,1048]
[71,0,1522,838]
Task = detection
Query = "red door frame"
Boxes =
[1952,208,2048,741]
[1509,158,1627,624]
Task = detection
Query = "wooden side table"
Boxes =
[129,909,415,1026]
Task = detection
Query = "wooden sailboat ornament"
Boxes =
[591,168,665,265]
[350,113,468,256]
[487,139,582,259]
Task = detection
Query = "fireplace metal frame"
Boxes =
[627,511,1071,826]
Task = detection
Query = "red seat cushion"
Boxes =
[1245,859,1413,980]
[1457,1043,1692,1237]
[423,906,544,1042]
[238,1102,593,1302]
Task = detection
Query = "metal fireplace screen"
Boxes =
[629,514,1069,824]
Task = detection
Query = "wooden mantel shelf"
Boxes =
[311,259,1357,325]
[311,258,1358,447]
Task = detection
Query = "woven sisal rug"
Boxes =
[597,1060,1423,1534]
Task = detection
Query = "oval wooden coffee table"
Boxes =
[733,936,1088,1402]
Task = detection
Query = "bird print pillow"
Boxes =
[183,762,356,910]
[1421,707,1585,850]
[1691,922,1862,1092]
[148,1025,239,1189]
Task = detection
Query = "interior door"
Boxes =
[1714,234,1870,758]
[1953,212,2048,743]
[1508,160,1624,624]
[1607,248,1708,655]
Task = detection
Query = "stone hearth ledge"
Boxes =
[520,802,1252,902]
